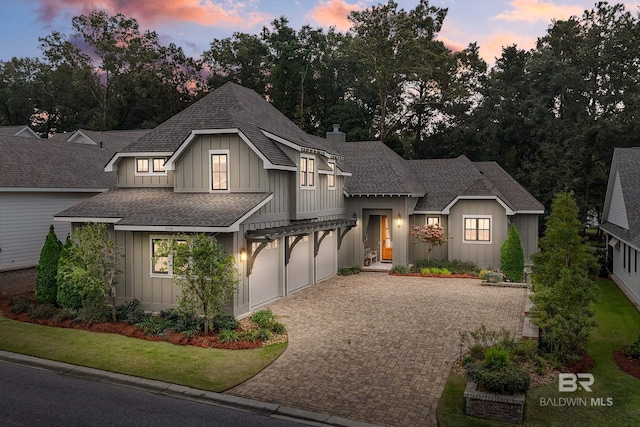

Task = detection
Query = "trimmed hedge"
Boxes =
[35,225,62,305]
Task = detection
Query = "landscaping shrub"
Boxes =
[391,265,409,274]
[419,267,452,275]
[465,361,531,394]
[212,313,239,331]
[623,335,640,359]
[339,266,361,275]
[77,303,109,325]
[10,295,34,315]
[240,330,260,343]
[116,299,145,324]
[56,236,84,310]
[271,321,286,335]
[257,328,272,341]
[500,224,524,282]
[251,308,275,328]
[460,324,514,350]
[35,225,62,305]
[479,269,505,283]
[484,347,510,370]
[159,307,204,335]
[135,315,168,336]
[217,329,239,343]
[29,303,60,320]
[411,259,479,275]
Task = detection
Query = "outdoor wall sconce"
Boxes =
[396,213,402,227]
[240,247,247,262]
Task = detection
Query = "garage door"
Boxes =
[316,231,336,282]
[250,240,281,308]
[287,235,311,293]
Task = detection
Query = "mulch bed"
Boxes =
[388,273,479,279]
[613,349,640,379]
[0,293,272,350]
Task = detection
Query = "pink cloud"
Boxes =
[35,0,272,29]
[479,33,538,64]
[495,0,583,24]
[309,0,362,31]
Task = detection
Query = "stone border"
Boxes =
[464,381,525,424]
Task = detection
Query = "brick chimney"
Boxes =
[325,123,346,143]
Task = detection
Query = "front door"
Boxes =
[381,215,393,261]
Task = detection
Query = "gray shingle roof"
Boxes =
[409,155,543,213]
[70,129,150,150]
[122,82,339,167]
[602,147,640,248]
[54,188,272,228]
[334,141,426,196]
[0,125,38,137]
[0,134,117,189]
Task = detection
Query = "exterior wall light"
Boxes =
[240,247,247,262]
[396,214,402,227]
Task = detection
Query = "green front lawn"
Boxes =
[438,279,640,426]
[0,315,286,392]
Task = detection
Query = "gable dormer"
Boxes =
[606,170,630,229]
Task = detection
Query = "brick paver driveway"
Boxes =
[228,273,527,426]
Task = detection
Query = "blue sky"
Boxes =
[1,1,638,64]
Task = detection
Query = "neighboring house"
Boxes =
[55,82,543,316]
[0,130,148,271]
[0,125,40,138]
[600,147,640,308]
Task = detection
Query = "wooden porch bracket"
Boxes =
[285,234,308,266]
[314,230,332,257]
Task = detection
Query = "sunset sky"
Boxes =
[1,0,639,65]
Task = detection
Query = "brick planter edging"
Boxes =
[464,381,525,424]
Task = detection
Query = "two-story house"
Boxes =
[55,82,543,316]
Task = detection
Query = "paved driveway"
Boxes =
[228,273,527,426]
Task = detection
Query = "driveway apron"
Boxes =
[227,273,527,426]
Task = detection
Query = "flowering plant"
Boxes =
[409,224,446,260]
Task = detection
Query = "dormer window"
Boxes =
[300,154,315,188]
[136,157,167,175]
[210,150,229,192]
[328,161,336,189]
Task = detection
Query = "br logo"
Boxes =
[558,373,594,392]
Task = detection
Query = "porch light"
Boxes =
[240,247,247,262]
[396,213,402,227]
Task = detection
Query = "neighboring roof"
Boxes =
[122,82,339,168]
[0,134,116,190]
[0,125,39,138]
[601,147,640,248]
[67,129,150,150]
[335,140,426,196]
[409,155,543,213]
[54,188,273,232]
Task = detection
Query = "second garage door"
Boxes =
[250,240,282,308]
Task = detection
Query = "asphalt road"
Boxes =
[0,360,305,427]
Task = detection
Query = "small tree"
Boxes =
[500,224,524,282]
[163,234,238,335]
[56,223,121,321]
[35,225,63,304]
[531,191,599,364]
[409,223,446,261]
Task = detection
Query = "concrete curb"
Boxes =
[0,350,380,427]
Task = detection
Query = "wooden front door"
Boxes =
[381,215,393,261]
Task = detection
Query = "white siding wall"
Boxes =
[0,192,98,271]
[612,242,640,306]
[608,171,629,229]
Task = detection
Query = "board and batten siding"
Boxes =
[174,134,268,193]
[0,192,98,271]
[510,214,539,264]
[116,158,173,188]
[113,229,235,312]
[610,242,640,306]
[408,214,449,262]
[447,199,508,269]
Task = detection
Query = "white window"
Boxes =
[136,157,167,175]
[151,238,186,275]
[300,154,315,188]
[463,216,491,243]
[210,150,229,191]
[328,161,336,189]
[426,216,440,226]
